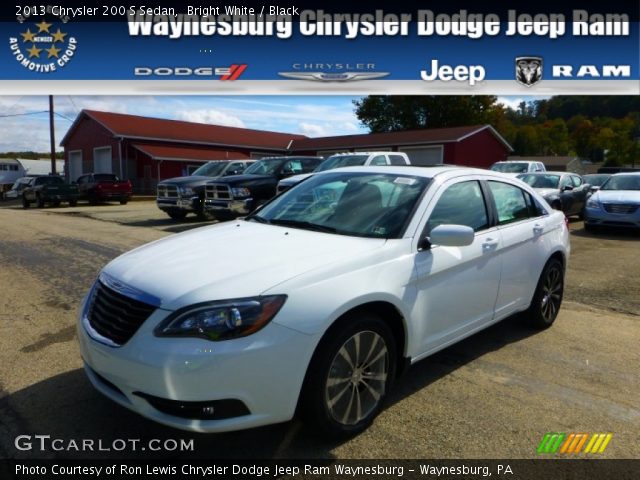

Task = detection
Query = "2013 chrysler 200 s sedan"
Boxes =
[77,167,570,437]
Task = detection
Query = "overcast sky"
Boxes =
[0,95,542,153]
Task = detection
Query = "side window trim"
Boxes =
[479,179,499,228]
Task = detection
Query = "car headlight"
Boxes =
[586,198,600,209]
[155,295,286,341]
[231,187,251,198]
[179,187,195,196]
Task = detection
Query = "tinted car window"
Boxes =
[301,158,322,172]
[427,181,489,234]
[388,155,407,166]
[36,176,65,186]
[94,174,119,182]
[370,155,388,166]
[559,176,573,189]
[571,175,583,187]
[488,181,531,225]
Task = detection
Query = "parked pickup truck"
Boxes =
[157,160,253,220]
[277,151,411,194]
[22,175,79,208]
[490,160,546,176]
[204,156,324,219]
[76,173,132,205]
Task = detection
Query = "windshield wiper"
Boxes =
[245,215,271,224]
[269,219,337,233]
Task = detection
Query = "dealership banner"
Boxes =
[1,1,638,94]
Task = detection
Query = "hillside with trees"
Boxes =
[354,96,640,167]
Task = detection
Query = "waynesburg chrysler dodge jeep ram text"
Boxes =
[78,167,570,437]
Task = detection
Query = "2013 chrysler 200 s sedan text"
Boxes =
[77,167,570,437]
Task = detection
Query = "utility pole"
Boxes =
[49,95,56,174]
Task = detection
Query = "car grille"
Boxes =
[205,184,231,200]
[157,185,178,198]
[87,281,156,346]
[602,203,639,214]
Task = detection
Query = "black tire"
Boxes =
[69,200,78,207]
[22,197,30,209]
[525,258,564,329]
[167,211,187,220]
[119,199,128,205]
[88,192,98,205]
[52,201,61,208]
[36,194,45,208]
[299,313,396,438]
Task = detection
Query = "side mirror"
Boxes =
[591,185,601,192]
[562,185,574,191]
[425,224,475,249]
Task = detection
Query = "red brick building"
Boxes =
[61,110,512,193]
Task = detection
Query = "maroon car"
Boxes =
[76,173,132,205]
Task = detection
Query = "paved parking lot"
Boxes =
[0,201,638,459]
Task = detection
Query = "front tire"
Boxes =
[36,194,45,208]
[300,313,396,438]
[167,211,187,220]
[22,197,30,209]
[525,258,564,329]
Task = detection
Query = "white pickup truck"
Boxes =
[277,151,411,194]
[490,160,546,176]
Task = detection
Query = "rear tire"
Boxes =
[167,211,187,220]
[69,200,77,207]
[525,258,564,329]
[299,313,396,438]
[52,201,61,208]
[119,199,128,205]
[22,197,30,209]
[36,195,45,208]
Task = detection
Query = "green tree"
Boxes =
[353,96,500,132]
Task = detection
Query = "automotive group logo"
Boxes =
[9,19,77,73]
[279,62,389,82]
[537,432,613,455]
[516,56,543,87]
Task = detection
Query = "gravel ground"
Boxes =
[0,201,638,460]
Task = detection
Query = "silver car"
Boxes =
[584,172,640,231]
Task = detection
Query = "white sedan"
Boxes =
[77,166,570,437]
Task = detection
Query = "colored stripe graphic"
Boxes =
[221,64,247,81]
[538,433,613,455]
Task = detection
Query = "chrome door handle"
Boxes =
[533,224,544,235]
[482,238,499,249]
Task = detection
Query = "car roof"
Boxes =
[519,171,571,175]
[611,171,640,176]
[322,165,507,180]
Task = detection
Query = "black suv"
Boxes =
[203,156,323,219]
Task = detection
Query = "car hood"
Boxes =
[594,190,640,203]
[158,176,213,187]
[211,174,273,186]
[280,173,313,186]
[102,221,386,310]
[533,188,559,197]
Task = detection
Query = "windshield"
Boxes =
[518,174,560,189]
[192,162,227,177]
[39,176,64,185]
[584,174,610,187]
[491,163,529,173]
[249,171,429,239]
[601,175,640,191]
[244,158,284,175]
[315,155,370,172]
[94,173,119,182]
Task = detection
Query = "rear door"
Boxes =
[486,180,551,318]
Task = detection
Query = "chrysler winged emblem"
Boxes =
[278,71,389,82]
[515,56,543,87]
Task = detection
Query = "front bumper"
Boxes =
[77,294,317,433]
[156,196,199,213]
[584,205,640,229]
[203,198,253,216]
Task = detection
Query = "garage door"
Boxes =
[93,147,112,173]
[399,146,443,166]
[68,151,82,182]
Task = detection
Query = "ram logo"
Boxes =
[515,57,543,87]
[552,65,630,78]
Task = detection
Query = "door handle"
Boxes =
[482,238,499,250]
[533,223,544,235]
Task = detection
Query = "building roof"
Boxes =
[133,144,249,162]
[292,125,512,151]
[61,110,306,150]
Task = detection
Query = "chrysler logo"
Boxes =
[278,71,389,82]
